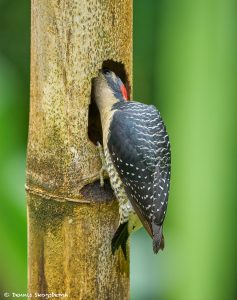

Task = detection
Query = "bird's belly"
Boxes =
[104,146,132,223]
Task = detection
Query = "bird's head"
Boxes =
[93,68,128,112]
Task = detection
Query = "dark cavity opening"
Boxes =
[88,60,130,145]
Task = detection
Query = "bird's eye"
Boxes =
[102,68,111,75]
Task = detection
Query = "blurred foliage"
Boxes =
[0,0,30,296]
[133,1,237,300]
[0,0,237,300]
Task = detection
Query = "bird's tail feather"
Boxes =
[111,222,129,259]
[152,222,165,253]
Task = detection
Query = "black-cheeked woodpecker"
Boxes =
[93,69,171,255]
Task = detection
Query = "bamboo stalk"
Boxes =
[26,0,132,298]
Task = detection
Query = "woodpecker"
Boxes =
[93,68,171,255]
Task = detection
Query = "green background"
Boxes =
[0,1,237,299]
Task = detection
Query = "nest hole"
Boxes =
[88,60,130,145]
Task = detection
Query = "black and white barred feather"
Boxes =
[108,101,171,252]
